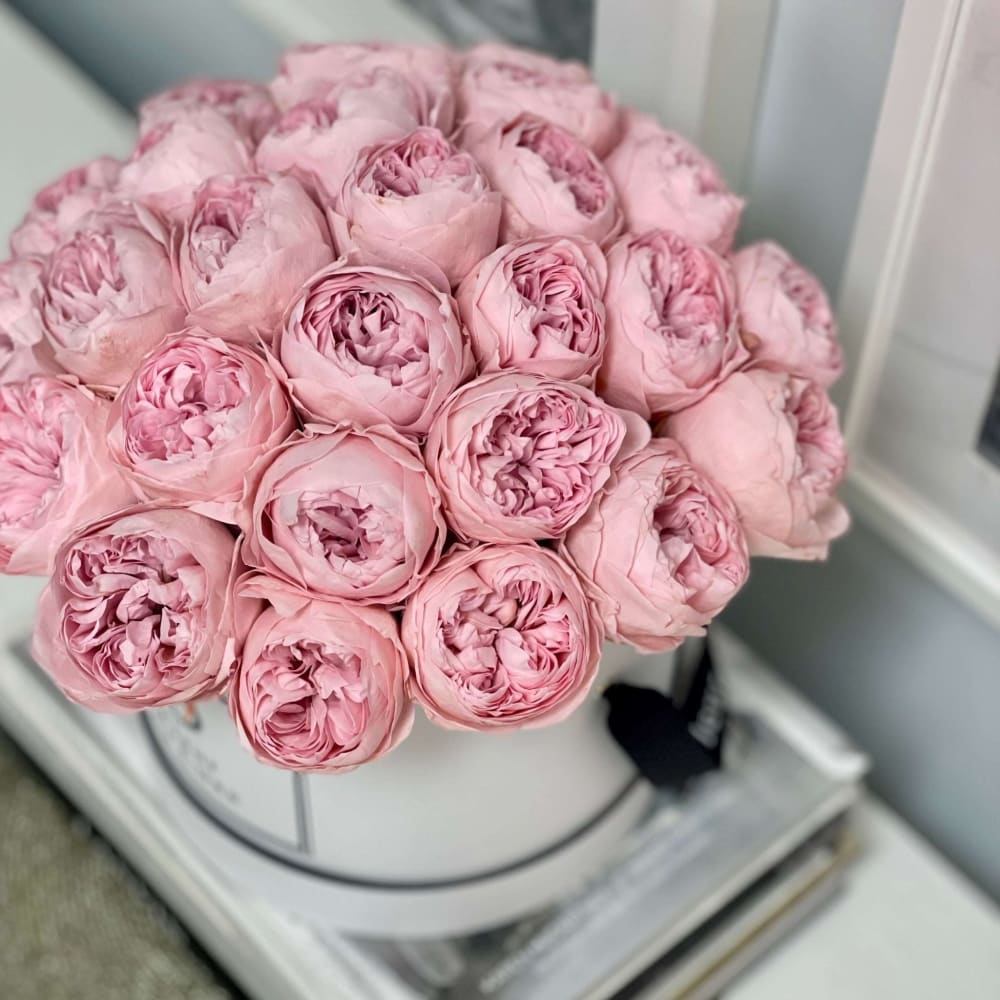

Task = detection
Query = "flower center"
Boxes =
[0,382,67,529]
[190,181,259,280]
[468,391,618,530]
[364,130,479,197]
[290,488,405,573]
[517,121,608,217]
[62,532,205,691]
[256,639,370,755]
[125,351,249,463]
[780,262,832,333]
[511,248,599,353]
[303,286,430,384]
[440,576,572,700]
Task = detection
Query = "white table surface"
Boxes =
[2,5,999,997]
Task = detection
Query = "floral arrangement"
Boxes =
[0,42,848,774]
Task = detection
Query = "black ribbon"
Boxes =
[604,638,726,791]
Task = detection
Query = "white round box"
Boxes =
[144,643,675,937]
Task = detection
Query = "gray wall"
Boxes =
[726,0,1000,900]
[5,0,283,108]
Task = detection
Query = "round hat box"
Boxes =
[144,642,676,937]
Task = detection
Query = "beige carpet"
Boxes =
[0,730,234,1000]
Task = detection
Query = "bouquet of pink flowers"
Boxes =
[0,41,848,775]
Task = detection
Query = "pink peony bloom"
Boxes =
[466,114,623,245]
[230,580,413,773]
[276,259,472,436]
[425,372,649,543]
[458,43,620,154]
[242,425,446,606]
[605,113,744,253]
[732,241,843,387]
[661,370,849,559]
[107,333,295,522]
[173,173,333,341]
[331,127,501,286]
[255,97,408,204]
[455,235,607,386]
[139,79,278,146]
[9,157,121,257]
[37,201,185,389]
[0,376,136,575]
[33,505,253,711]
[118,108,253,219]
[270,42,455,130]
[598,229,748,418]
[561,438,749,652]
[0,256,48,383]
[402,543,601,731]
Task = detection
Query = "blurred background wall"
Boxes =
[6,0,999,899]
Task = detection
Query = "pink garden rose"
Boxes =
[139,79,278,146]
[425,373,648,543]
[605,113,743,253]
[598,229,748,418]
[0,376,135,575]
[458,43,620,155]
[732,241,843,387]
[230,582,413,773]
[174,173,333,341]
[107,333,295,522]
[467,114,623,246]
[0,256,49,383]
[255,98,407,204]
[9,157,121,257]
[561,438,748,652]
[270,42,455,130]
[37,201,185,388]
[242,425,446,606]
[661,370,849,559]
[402,543,601,731]
[455,235,607,385]
[276,259,472,436]
[118,108,252,219]
[32,506,252,711]
[331,127,501,286]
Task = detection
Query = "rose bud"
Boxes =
[255,98,408,204]
[598,229,748,418]
[107,333,295,523]
[38,201,185,389]
[9,156,121,257]
[402,543,601,731]
[661,370,849,559]
[459,43,620,155]
[139,79,278,146]
[270,42,455,130]
[466,114,623,246]
[32,506,253,712]
[0,257,47,382]
[561,438,749,652]
[733,240,843,387]
[118,108,252,219]
[330,127,501,287]
[605,113,744,253]
[455,235,607,385]
[174,173,333,342]
[230,582,413,773]
[0,376,136,575]
[425,372,649,543]
[242,425,446,606]
[276,259,472,436]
